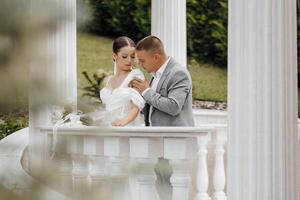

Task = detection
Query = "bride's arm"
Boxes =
[111,102,139,126]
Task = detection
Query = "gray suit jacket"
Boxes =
[143,57,195,126]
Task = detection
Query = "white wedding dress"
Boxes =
[100,69,145,127]
[100,69,146,199]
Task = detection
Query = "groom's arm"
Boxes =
[143,70,191,116]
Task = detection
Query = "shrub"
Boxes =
[187,0,227,67]
[80,68,110,100]
[0,112,28,140]
[86,0,151,41]
[297,0,300,87]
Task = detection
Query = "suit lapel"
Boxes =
[156,57,175,92]
[147,58,175,125]
[144,76,154,126]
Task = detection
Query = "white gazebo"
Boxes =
[0,0,298,200]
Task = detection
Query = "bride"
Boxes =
[100,36,145,126]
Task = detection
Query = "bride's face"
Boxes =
[113,45,136,71]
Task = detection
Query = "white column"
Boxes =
[29,0,77,173]
[151,0,187,67]
[228,0,298,199]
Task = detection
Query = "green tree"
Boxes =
[85,0,228,67]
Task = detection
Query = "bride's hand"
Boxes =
[111,119,127,126]
[130,78,149,94]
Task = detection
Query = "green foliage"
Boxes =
[297,0,300,87]
[0,119,21,139]
[80,69,110,100]
[187,0,228,67]
[0,111,28,140]
[86,0,151,41]
[85,0,227,67]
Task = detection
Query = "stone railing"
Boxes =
[193,109,227,125]
[37,126,227,200]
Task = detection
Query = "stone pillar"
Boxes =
[151,0,187,67]
[228,0,298,199]
[29,0,77,173]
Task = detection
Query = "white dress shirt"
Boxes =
[142,57,170,126]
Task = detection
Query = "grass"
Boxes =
[188,59,227,101]
[77,32,228,102]
[77,32,115,88]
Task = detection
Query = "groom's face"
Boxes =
[136,50,157,73]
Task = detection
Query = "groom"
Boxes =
[130,35,194,200]
[131,35,194,127]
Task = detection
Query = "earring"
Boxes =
[113,61,117,75]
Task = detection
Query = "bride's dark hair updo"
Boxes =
[113,36,136,54]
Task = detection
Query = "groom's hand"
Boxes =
[130,77,149,94]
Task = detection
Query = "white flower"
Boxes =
[51,105,64,124]
[96,68,106,77]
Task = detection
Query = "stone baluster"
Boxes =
[84,136,109,199]
[104,137,129,200]
[89,155,109,200]
[170,159,192,200]
[212,127,227,200]
[164,138,194,200]
[130,137,161,200]
[135,158,158,200]
[67,134,89,199]
[89,156,106,183]
[54,153,73,196]
[84,136,106,183]
[71,155,89,199]
[194,136,210,200]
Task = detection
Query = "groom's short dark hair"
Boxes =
[136,35,165,54]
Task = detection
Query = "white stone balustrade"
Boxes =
[38,126,227,200]
[211,126,227,200]
[71,155,89,199]
[130,137,161,200]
